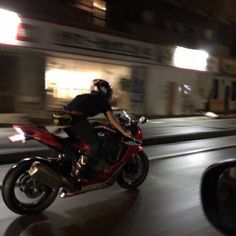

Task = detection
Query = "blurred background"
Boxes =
[0,0,236,123]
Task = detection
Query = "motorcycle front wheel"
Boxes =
[2,160,58,215]
[117,151,149,189]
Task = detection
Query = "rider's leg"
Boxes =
[66,118,101,179]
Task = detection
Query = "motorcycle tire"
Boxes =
[117,151,149,190]
[2,159,58,215]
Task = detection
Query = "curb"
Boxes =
[148,144,236,160]
[142,129,236,146]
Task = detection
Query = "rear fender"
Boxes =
[11,125,62,150]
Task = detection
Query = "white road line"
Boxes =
[148,144,236,160]
[149,121,165,124]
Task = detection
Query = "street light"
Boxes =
[0,8,21,45]
[173,46,209,71]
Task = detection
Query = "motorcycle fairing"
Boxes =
[9,124,89,152]
[61,145,144,197]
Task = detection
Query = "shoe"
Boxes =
[71,155,88,182]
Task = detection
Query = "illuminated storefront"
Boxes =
[45,57,131,111]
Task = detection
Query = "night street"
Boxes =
[1,135,236,235]
[1,0,236,235]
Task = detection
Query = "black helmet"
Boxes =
[91,79,113,100]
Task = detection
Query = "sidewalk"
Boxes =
[143,116,236,145]
[143,128,236,146]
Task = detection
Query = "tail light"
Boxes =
[13,126,24,134]
[9,125,26,142]
[0,8,21,45]
[9,133,26,142]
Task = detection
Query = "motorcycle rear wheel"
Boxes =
[2,160,58,215]
[117,151,149,189]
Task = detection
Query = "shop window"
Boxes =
[45,57,131,110]
[73,0,93,12]
[93,0,106,12]
[71,0,106,27]
[93,0,106,27]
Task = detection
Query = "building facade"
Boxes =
[1,2,236,122]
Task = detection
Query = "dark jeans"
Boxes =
[64,117,100,162]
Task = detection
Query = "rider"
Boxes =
[63,79,132,179]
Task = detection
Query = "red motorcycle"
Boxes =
[2,110,149,215]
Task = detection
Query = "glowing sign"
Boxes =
[0,8,21,45]
[173,46,209,71]
[17,23,37,42]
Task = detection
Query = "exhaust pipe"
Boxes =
[29,161,74,192]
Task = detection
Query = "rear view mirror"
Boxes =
[138,116,147,124]
[201,159,236,235]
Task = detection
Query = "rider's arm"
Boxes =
[106,111,132,137]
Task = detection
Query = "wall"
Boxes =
[145,65,200,116]
[16,51,46,118]
[214,75,236,111]
[0,51,18,112]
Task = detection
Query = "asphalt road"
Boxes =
[1,136,236,235]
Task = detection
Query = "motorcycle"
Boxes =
[2,110,149,215]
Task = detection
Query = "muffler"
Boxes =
[29,161,74,192]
